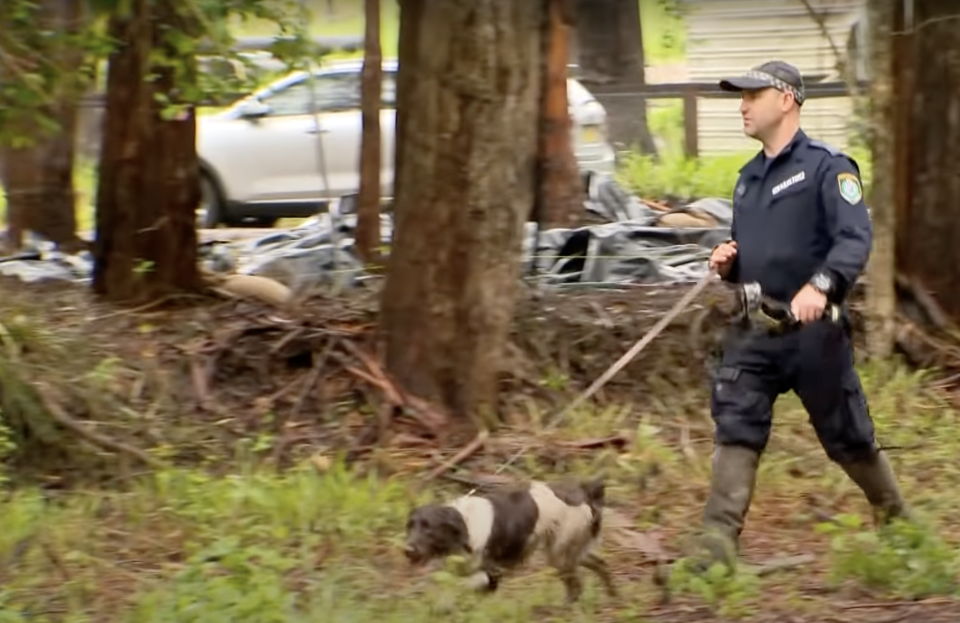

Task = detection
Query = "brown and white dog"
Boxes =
[403,478,618,603]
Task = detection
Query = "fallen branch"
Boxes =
[839,597,956,610]
[290,338,338,416]
[897,273,952,332]
[340,340,448,434]
[439,472,517,490]
[556,434,628,450]
[421,430,489,484]
[189,356,211,406]
[750,553,816,577]
[35,383,167,471]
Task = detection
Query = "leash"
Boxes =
[465,270,718,496]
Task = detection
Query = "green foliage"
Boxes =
[0,0,327,147]
[668,558,761,619]
[0,0,106,146]
[816,513,960,599]
[615,101,875,202]
[643,0,686,65]
[0,411,16,488]
[614,101,745,200]
[0,457,425,622]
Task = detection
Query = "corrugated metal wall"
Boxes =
[680,0,864,154]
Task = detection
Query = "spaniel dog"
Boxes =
[404,477,617,603]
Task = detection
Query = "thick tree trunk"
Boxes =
[0,0,88,253]
[536,0,584,229]
[573,0,657,155]
[356,0,382,265]
[93,0,203,303]
[380,0,542,430]
[864,0,897,358]
[897,0,960,321]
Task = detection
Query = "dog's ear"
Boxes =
[581,477,605,505]
[439,508,471,552]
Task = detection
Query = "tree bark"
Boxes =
[897,0,960,321]
[380,0,542,431]
[355,0,383,265]
[0,0,89,254]
[93,0,203,303]
[536,0,584,230]
[573,0,657,155]
[864,0,897,358]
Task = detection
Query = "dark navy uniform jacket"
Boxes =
[722,129,873,304]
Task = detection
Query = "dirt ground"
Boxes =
[1,275,959,622]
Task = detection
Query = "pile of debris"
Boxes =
[0,172,732,291]
[152,279,738,464]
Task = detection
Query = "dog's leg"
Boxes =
[483,564,503,593]
[465,570,493,592]
[581,552,618,598]
[558,566,584,604]
[465,560,502,594]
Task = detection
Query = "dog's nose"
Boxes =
[404,545,418,559]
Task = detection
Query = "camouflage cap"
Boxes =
[718,60,806,106]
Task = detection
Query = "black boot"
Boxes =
[839,450,910,525]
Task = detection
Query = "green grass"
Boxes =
[0,354,958,622]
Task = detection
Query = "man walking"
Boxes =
[694,60,909,569]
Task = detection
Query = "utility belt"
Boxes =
[732,282,848,336]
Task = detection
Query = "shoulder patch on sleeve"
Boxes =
[837,172,863,204]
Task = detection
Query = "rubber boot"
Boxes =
[839,450,910,525]
[691,444,762,571]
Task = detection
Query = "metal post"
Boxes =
[298,0,343,293]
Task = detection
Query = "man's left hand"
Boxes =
[791,284,827,324]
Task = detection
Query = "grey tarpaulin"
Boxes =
[0,173,733,289]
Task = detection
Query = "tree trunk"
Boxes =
[0,124,82,254]
[897,0,960,321]
[573,0,657,155]
[93,0,203,303]
[0,148,37,253]
[0,0,88,254]
[380,0,542,431]
[536,0,584,230]
[356,0,383,265]
[864,0,897,358]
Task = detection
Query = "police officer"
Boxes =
[693,60,910,569]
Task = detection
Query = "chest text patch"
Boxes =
[771,171,806,195]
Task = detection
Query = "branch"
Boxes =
[421,430,489,484]
[34,383,168,471]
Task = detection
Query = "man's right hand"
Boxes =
[709,241,738,278]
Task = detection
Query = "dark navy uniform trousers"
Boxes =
[712,319,876,464]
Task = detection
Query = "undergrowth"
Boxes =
[1,298,959,621]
